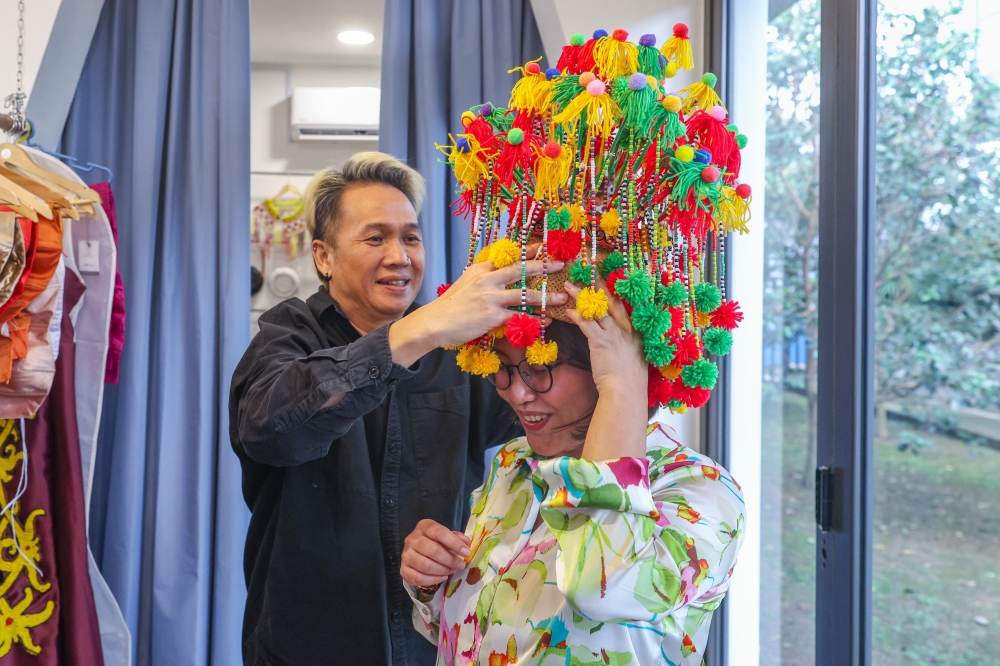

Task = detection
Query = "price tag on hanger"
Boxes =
[78,240,100,275]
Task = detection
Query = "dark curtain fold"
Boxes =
[60,0,251,663]
[379,0,547,301]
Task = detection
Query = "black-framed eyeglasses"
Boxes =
[486,359,560,393]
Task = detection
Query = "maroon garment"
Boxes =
[6,270,104,665]
[92,182,125,384]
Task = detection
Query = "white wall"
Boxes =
[249,63,381,330]
[726,2,768,665]
[0,0,62,110]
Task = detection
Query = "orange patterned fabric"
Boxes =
[0,208,62,384]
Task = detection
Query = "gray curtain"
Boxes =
[60,0,251,663]
[380,0,547,301]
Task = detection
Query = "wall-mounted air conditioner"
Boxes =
[290,87,380,141]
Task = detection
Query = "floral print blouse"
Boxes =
[407,422,745,666]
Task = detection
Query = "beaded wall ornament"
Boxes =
[252,196,307,258]
[436,25,753,412]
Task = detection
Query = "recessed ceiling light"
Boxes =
[338,30,375,45]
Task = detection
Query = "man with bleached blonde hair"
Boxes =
[230,152,568,665]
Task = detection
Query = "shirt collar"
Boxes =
[306,285,422,343]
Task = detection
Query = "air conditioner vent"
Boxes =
[290,87,379,142]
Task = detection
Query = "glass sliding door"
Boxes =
[758,1,822,663]
[872,2,1000,663]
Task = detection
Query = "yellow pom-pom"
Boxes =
[488,238,520,268]
[475,247,491,263]
[668,403,688,414]
[665,62,679,79]
[599,209,622,237]
[697,312,712,327]
[525,339,559,366]
[461,111,475,126]
[675,145,695,162]
[569,205,588,232]
[456,346,476,372]
[660,363,683,380]
[469,348,501,377]
[488,325,507,339]
[575,286,609,320]
[663,95,683,113]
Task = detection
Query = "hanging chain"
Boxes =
[4,0,28,137]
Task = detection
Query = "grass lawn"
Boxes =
[763,391,1000,665]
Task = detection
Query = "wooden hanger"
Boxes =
[0,165,78,219]
[273,182,303,200]
[0,173,51,220]
[0,184,38,222]
[0,143,103,204]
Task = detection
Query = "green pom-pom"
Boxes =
[614,269,654,306]
[726,123,739,133]
[736,134,748,149]
[702,72,718,88]
[570,33,586,47]
[644,337,677,367]
[507,128,524,145]
[667,399,685,410]
[682,359,719,390]
[568,260,589,285]
[632,303,672,338]
[547,206,571,231]
[599,251,625,278]
[658,281,687,309]
[694,282,722,313]
[703,327,733,356]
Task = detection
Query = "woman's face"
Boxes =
[493,337,599,458]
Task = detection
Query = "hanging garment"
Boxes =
[21,147,127,665]
[0,212,26,306]
[252,195,307,258]
[91,183,125,384]
[0,208,63,384]
[0,214,38,321]
[0,268,105,665]
[0,261,63,418]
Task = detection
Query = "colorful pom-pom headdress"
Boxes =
[437,26,753,412]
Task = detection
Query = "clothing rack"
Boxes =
[0,113,28,137]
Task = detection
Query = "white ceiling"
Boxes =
[251,0,385,66]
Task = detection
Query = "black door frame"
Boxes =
[815,0,876,663]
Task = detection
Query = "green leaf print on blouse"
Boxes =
[492,560,548,626]
[634,558,682,614]
[501,490,530,530]
[567,645,634,666]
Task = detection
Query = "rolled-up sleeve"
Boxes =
[232,310,416,467]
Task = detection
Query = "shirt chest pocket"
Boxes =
[407,384,471,497]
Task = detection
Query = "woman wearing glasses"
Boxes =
[399,278,746,665]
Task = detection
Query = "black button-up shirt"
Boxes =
[229,288,520,666]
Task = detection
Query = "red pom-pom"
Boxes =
[701,166,721,183]
[547,228,583,261]
[612,28,629,41]
[676,383,711,408]
[606,268,627,294]
[436,283,451,297]
[525,61,541,74]
[505,313,541,348]
[648,364,674,408]
[710,300,744,330]
[673,23,689,38]
[543,141,562,158]
[667,307,685,336]
[672,330,702,366]
[735,183,752,199]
